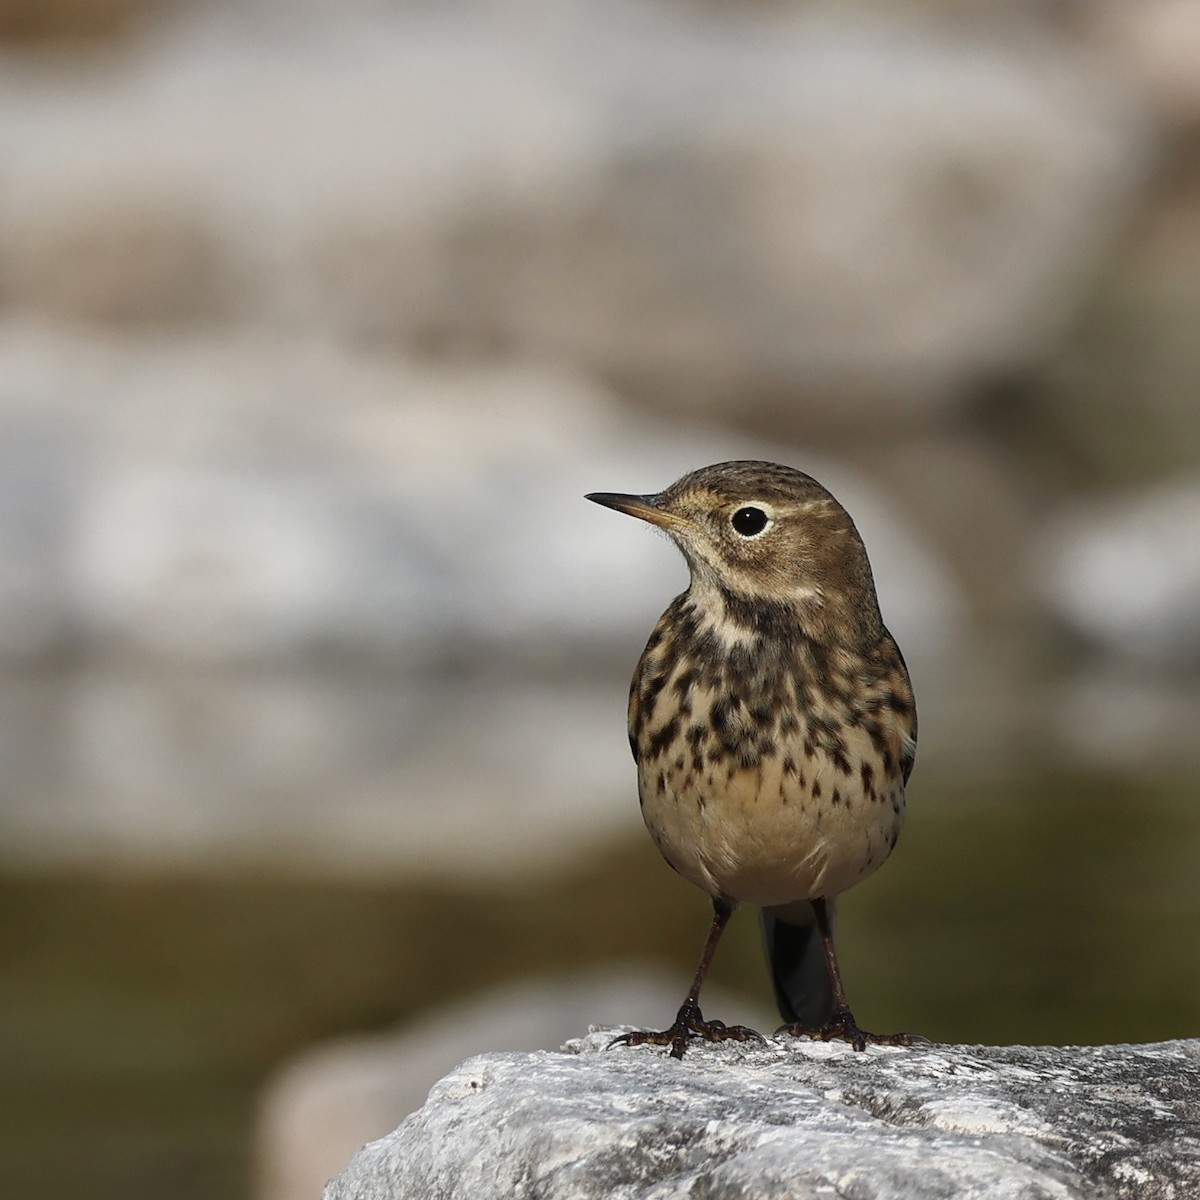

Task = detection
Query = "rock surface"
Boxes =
[325,1029,1200,1200]
[260,972,774,1200]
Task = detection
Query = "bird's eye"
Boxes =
[731,506,769,537]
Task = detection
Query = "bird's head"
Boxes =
[587,460,882,641]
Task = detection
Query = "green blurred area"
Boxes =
[1,770,1197,1200]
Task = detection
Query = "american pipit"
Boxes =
[587,460,923,1058]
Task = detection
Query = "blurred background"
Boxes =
[0,0,1198,1197]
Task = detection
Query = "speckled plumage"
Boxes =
[629,586,914,908]
[588,460,923,1057]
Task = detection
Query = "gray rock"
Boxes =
[259,972,774,1200]
[325,1030,1200,1200]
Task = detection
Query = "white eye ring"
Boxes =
[730,505,773,538]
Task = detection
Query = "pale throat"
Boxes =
[680,571,827,652]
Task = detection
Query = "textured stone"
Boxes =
[325,1031,1200,1200]
[259,972,774,1200]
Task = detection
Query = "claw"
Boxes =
[779,1008,929,1052]
[609,1001,765,1060]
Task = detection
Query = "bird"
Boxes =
[586,460,923,1059]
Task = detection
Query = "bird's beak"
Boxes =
[585,491,692,533]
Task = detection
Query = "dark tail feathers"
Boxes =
[760,900,834,1027]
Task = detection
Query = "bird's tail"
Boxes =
[760,900,835,1027]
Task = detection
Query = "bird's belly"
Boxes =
[639,753,904,907]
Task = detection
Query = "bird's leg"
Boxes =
[610,898,764,1059]
[780,897,928,1050]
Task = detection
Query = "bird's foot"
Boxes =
[779,1007,930,1052]
[609,999,764,1060]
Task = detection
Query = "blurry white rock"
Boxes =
[4,671,631,875]
[0,321,964,670]
[1035,476,1200,670]
[0,423,83,660]
[257,970,774,1200]
[0,0,1147,417]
